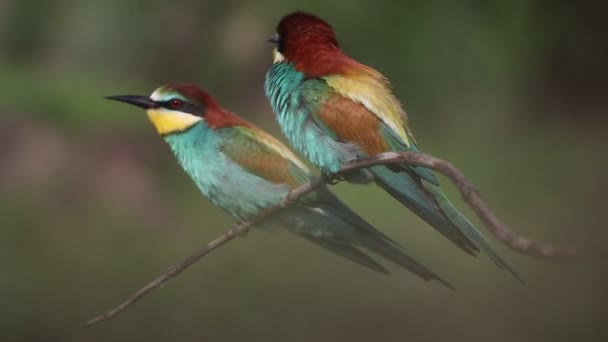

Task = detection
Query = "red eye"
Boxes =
[169,99,183,109]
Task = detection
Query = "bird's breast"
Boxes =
[265,63,359,173]
[163,126,289,220]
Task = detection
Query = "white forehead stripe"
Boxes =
[150,87,167,101]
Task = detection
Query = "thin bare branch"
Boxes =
[80,151,592,330]
[78,177,324,329]
[341,152,585,260]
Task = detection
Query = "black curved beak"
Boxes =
[105,95,158,109]
[267,34,279,44]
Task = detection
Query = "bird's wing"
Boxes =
[316,72,521,277]
[323,64,412,148]
[216,125,310,187]
[300,75,438,184]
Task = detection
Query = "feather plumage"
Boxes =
[265,11,521,281]
[109,83,451,286]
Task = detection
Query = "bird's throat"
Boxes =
[272,48,285,64]
[146,109,202,135]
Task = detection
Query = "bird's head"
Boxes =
[107,84,243,136]
[268,11,339,65]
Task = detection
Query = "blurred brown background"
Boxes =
[1,1,607,341]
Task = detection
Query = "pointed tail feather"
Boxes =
[288,197,451,287]
[355,229,454,289]
[316,198,453,288]
[421,180,524,283]
[371,166,479,255]
[298,235,389,274]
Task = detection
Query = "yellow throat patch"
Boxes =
[146,109,202,135]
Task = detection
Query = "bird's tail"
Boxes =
[289,193,452,288]
[370,165,522,282]
[352,226,454,289]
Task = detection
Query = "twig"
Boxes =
[341,152,583,259]
[79,176,324,329]
[79,151,591,330]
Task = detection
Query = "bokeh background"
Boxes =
[1,1,607,341]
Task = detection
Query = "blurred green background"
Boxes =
[1,1,607,341]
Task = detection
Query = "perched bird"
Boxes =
[106,83,451,287]
[264,12,521,280]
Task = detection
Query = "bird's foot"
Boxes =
[322,172,346,185]
[343,169,374,184]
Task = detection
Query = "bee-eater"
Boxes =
[106,83,452,287]
[264,12,520,280]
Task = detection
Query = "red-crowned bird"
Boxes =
[107,83,452,287]
[264,12,521,281]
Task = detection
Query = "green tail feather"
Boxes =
[369,165,522,282]
[421,180,524,283]
[317,198,453,288]
[298,235,389,274]
[292,193,451,287]
[371,166,479,255]
[356,229,454,289]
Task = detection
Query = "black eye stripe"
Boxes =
[168,99,183,109]
[277,34,285,53]
[158,99,181,109]
[160,99,203,117]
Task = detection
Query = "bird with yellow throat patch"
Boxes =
[107,83,452,287]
